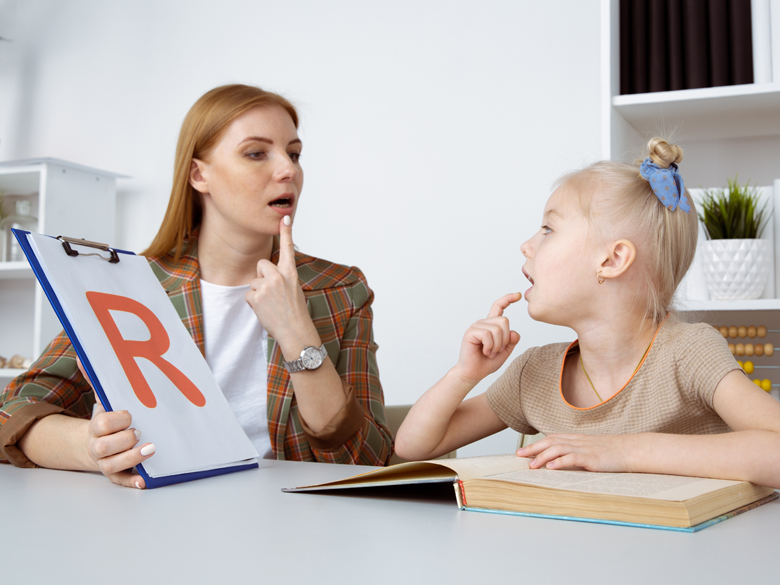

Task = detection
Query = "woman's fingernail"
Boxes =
[135,481,142,490]
[283,215,291,226]
[133,429,141,441]
[517,448,525,455]
[140,444,156,456]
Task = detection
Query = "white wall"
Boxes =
[681,135,780,189]
[0,0,602,456]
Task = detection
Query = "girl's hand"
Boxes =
[78,359,153,489]
[246,217,319,355]
[453,293,522,383]
[517,433,632,473]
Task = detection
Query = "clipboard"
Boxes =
[13,229,259,488]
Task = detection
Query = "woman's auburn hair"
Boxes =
[142,84,299,261]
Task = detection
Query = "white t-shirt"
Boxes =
[200,280,273,459]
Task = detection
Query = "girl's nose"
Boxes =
[520,238,531,258]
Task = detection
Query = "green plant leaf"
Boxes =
[696,176,771,240]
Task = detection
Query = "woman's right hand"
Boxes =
[453,293,522,383]
[87,400,155,489]
[78,360,155,489]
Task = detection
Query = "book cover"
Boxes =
[752,0,773,83]
[683,0,711,89]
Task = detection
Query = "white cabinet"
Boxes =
[600,0,780,398]
[0,158,126,383]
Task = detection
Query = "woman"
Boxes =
[0,85,393,487]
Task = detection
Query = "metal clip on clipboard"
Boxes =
[57,235,120,263]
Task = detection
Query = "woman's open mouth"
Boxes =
[269,196,294,208]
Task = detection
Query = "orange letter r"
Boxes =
[86,291,206,408]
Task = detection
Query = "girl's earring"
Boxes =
[597,270,605,285]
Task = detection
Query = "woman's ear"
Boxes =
[599,239,637,280]
[189,159,208,194]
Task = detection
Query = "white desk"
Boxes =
[4,460,779,584]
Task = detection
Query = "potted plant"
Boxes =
[697,177,772,300]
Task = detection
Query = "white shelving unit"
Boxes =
[613,82,780,142]
[600,0,780,398]
[678,299,780,312]
[0,158,126,384]
[601,0,780,163]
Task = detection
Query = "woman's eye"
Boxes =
[289,152,301,163]
[247,151,266,160]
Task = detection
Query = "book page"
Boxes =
[29,233,258,477]
[484,468,743,502]
[427,454,531,481]
[284,455,531,492]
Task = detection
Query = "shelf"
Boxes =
[0,158,130,179]
[677,298,780,312]
[0,262,33,279]
[0,170,40,193]
[0,368,27,380]
[612,83,780,142]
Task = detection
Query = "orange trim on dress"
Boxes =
[558,314,670,411]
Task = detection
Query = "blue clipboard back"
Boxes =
[11,229,260,488]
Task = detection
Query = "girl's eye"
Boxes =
[542,225,552,234]
[289,152,301,163]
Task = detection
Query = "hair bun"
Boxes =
[647,137,683,168]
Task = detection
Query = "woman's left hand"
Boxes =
[246,217,319,353]
[516,433,632,473]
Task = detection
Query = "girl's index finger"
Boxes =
[487,292,523,318]
[278,215,296,270]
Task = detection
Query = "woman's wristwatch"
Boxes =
[283,344,328,373]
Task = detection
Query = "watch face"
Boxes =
[301,346,324,370]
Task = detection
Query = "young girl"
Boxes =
[396,138,780,488]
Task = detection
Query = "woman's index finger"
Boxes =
[487,292,523,318]
[278,215,296,270]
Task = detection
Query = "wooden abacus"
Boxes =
[716,325,774,339]
[714,324,780,393]
[726,342,775,357]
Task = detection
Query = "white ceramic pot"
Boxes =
[701,239,772,300]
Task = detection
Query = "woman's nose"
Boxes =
[274,153,298,182]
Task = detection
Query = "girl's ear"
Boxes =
[599,239,637,280]
[189,159,209,194]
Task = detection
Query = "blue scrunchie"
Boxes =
[639,159,691,213]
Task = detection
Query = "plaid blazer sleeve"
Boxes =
[0,332,95,467]
[291,267,392,466]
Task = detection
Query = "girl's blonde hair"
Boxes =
[143,84,299,261]
[559,138,698,324]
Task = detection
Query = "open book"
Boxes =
[15,231,258,488]
[284,454,777,532]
